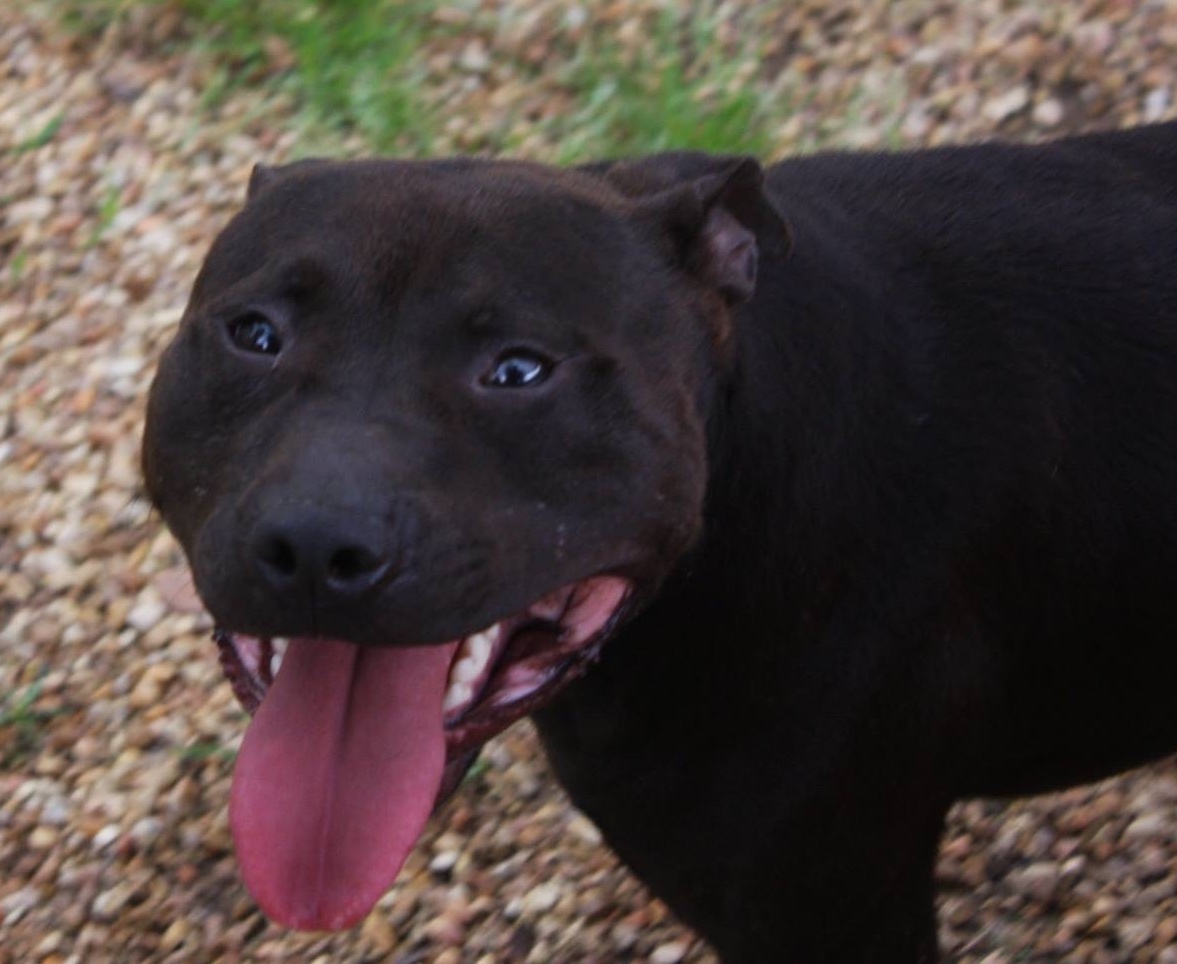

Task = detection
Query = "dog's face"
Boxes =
[142,154,787,930]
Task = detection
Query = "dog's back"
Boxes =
[752,124,1177,792]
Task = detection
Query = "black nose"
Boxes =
[251,515,395,599]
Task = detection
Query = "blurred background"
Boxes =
[2,1,1177,961]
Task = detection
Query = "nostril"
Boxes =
[251,521,393,597]
[257,534,299,579]
[326,544,389,590]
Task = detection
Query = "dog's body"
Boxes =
[144,122,1177,961]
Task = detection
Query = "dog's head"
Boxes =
[142,153,788,930]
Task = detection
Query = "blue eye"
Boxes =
[484,351,551,388]
[228,313,281,355]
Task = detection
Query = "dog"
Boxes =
[142,121,1177,961]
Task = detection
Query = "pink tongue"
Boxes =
[230,637,458,930]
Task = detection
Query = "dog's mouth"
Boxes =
[215,575,630,755]
[210,575,630,932]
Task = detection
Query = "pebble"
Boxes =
[1032,98,1065,127]
[1125,812,1169,840]
[651,941,690,963]
[430,849,461,876]
[360,911,398,953]
[28,826,58,849]
[1144,87,1172,123]
[127,662,177,708]
[423,912,466,945]
[457,39,490,73]
[92,825,120,851]
[521,881,562,915]
[129,816,163,847]
[1008,862,1060,903]
[567,813,603,845]
[126,594,167,633]
[160,919,190,951]
[2,886,42,925]
[40,797,71,825]
[983,86,1030,123]
[90,883,134,921]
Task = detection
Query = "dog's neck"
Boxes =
[536,217,907,769]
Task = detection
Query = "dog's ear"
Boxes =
[636,159,776,303]
[247,163,280,200]
[589,154,791,304]
[245,159,329,202]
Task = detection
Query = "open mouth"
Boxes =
[215,575,631,756]
[209,575,631,931]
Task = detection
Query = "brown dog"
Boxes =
[144,124,1177,960]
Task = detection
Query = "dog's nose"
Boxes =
[251,516,394,599]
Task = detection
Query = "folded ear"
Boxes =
[245,159,329,202]
[592,154,792,304]
[247,163,279,200]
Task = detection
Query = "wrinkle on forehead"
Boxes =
[198,158,657,357]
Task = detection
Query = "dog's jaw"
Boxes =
[213,575,631,931]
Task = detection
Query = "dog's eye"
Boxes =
[483,351,551,389]
[227,313,282,356]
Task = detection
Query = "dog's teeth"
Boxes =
[451,624,502,682]
[443,623,503,718]
[270,637,289,677]
[453,656,480,684]
[469,625,500,661]
[442,681,473,713]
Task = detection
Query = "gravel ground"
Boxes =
[3,2,1177,961]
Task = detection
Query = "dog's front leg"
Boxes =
[537,634,953,963]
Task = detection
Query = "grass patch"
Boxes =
[0,681,62,767]
[181,0,436,152]
[53,0,437,153]
[87,184,123,248]
[545,10,773,163]
[463,755,492,785]
[176,739,236,764]
[47,1,781,162]
[7,248,28,285]
[9,112,65,154]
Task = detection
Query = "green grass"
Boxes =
[463,755,492,785]
[182,0,435,152]
[87,184,123,248]
[176,739,236,764]
[0,681,61,767]
[545,10,772,163]
[2,112,65,158]
[55,0,436,153]
[7,248,27,285]
[48,0,778,161]
[6,112,64,154]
